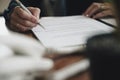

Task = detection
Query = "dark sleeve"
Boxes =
[3,0,18,22]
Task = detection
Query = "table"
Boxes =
[23,31,90,80]
[0,16,116,80]
[50,53,90,80]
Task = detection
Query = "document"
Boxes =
[100,18,117,26]
[32,15,114,49]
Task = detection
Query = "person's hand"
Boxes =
[83,2,114,19]
[9,6,40,32]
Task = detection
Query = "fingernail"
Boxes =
[86,14,89,17]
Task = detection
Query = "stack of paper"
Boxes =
[32,15,114,50]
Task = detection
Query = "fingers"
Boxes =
[9,6,41,32]
[93,10,114,19]
[10,12,37,31]
[28,7,40,21]
[10,20,35,32]
[83,2,113,19]
[14,6,38,23]
[84,2,102,17]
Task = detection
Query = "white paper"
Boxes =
[32,15,114,49]
[100,18,117,26]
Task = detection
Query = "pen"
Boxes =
[15,0,45,30]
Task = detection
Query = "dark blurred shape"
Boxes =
[65,0,101,16]
[86,0,120,80]
[20,0,101,16]
[86,32,120,80]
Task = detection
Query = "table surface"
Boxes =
[0,17,116,80]
[23,31,90,80]
[50,53,90,80]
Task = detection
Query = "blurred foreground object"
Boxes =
[0,32,53,80]
[86,33,120,80]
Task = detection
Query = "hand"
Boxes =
[83,2,114,19]
[9,6,40,32]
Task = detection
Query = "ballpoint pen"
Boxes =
[15,0,45,30]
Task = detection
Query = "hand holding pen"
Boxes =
[8,0,42,32]
[15,0,45,29]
